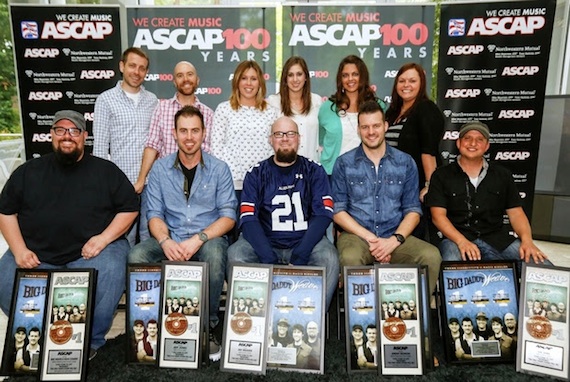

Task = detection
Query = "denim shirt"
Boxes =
[331,144,422,238]
[146,151,237,242]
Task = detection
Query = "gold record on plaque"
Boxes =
[382,317,407,342]
[526,315,552,340]
[230,312,252,335]
[165,312,188,336]
[49,320,73,345]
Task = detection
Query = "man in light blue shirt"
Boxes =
[331,101,441,295]
[128,105,237,362]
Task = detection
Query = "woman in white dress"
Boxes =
[267,56,322,162]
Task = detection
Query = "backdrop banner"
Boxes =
[281,5,435,103]
[126,7,277,106]
[437,0,556,216]
[10,5,122,160]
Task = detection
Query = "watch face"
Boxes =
[199,232,208,242]
[395,234,405,243]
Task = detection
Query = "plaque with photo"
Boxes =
[1,269,49,376]
[376,264,425,376]
[344,266,377,373]
[419,266,434,370]
[439,261,519,365]
[517,263,569,380]
[267,266,325,374]
[221,264,272,374]
[38,269,96,382]
[126,264,161,365]
[158,262,207,369]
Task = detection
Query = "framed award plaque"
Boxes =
[343,266,377,373]
[126,264,161,365]
[517,263,570,381]
[221,264,272,374]
[439,261,519,365]
[375,264,425,376]
[267,266,326,374]
[158,262,207,369]
[1,269,49,376]
[38,269,96,382]
[419,266,434,370]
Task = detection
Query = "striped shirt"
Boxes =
[145,93,214,157]
[93,81,158,184]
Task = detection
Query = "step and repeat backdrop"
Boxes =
[10,1,556,213]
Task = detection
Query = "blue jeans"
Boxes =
[0,239,129,350]
[227,235,339,310]
[128,237,228,328]
[439,238,553,273]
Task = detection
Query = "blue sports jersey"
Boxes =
[239,156,333,249]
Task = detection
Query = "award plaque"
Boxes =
[344,266,377,373]
[439,261,519,365]
[419,266,434,370]
[267,266,326,374]
[1,269,49,376]
[375,264,425,376]
[158,262,207,369]
[221,264,272,374]
[39,269,96,382]
[126,264,161,365]
[517,263,569,380]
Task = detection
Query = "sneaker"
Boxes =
[209,331,222,362]
[88,348,97,361]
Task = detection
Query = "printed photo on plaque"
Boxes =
[439,261,519,365]
[126,264,161,365]
[158,262,206,369]
[39,269,95,382]
[517,264,569,380]
[376,264,425,376]
[1,269,49,376]
[267,266,325,374]
[221,264,271,375]
[344,266,377,373]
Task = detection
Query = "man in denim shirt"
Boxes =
[128,106,237,361]
[331,101,441,295]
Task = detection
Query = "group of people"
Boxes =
[525,299,567,322]
[231,296,265,316]
[50,303,87,323]
[349,324,378,370]
[380,300,418,320]
[269,319,321,370]
[0,46,552,366]
[448,312,518,361]
[165,296,200,316]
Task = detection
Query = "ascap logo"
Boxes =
[84,112,94,121]
[41,21,113,40]
[384,70,398,78]
[28,91,63,101]
[195,87,222,95]
[24,48,60,58]
[467,16,545,36]
[501,66,539,76]
[54,276,89,285]
[498,110,535,119]
[79,69,115,80]
[32,133,52,142]
[445,89,481,98]
[443,131,460,140]
[289,24,381,46]
[145,73,173,81]
[447,45,484,55]
[495,151,530,160]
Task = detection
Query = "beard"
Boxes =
[54,146,82,166]
[275,148,297,164]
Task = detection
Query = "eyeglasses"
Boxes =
[51,126,83,137]
[272,131,298,139]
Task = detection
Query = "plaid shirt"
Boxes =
[145,93,214,157]
[93,81,158,184]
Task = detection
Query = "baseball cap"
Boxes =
[15,326,26,334]
[476,312,488,320]
[134,319,144,326]
[449,318,459,325]
[459,121,490,140]
[277,318,289,327]
[52,110,86,131]
[352,324,364,331]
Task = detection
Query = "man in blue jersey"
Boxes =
[227,117,339,308]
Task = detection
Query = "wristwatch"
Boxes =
[198,231,209,243]
[393,233,406,244]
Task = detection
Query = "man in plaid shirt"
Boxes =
[134,61,214,193]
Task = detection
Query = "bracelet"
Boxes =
[158,237,171,246]
[424,181,430,188]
